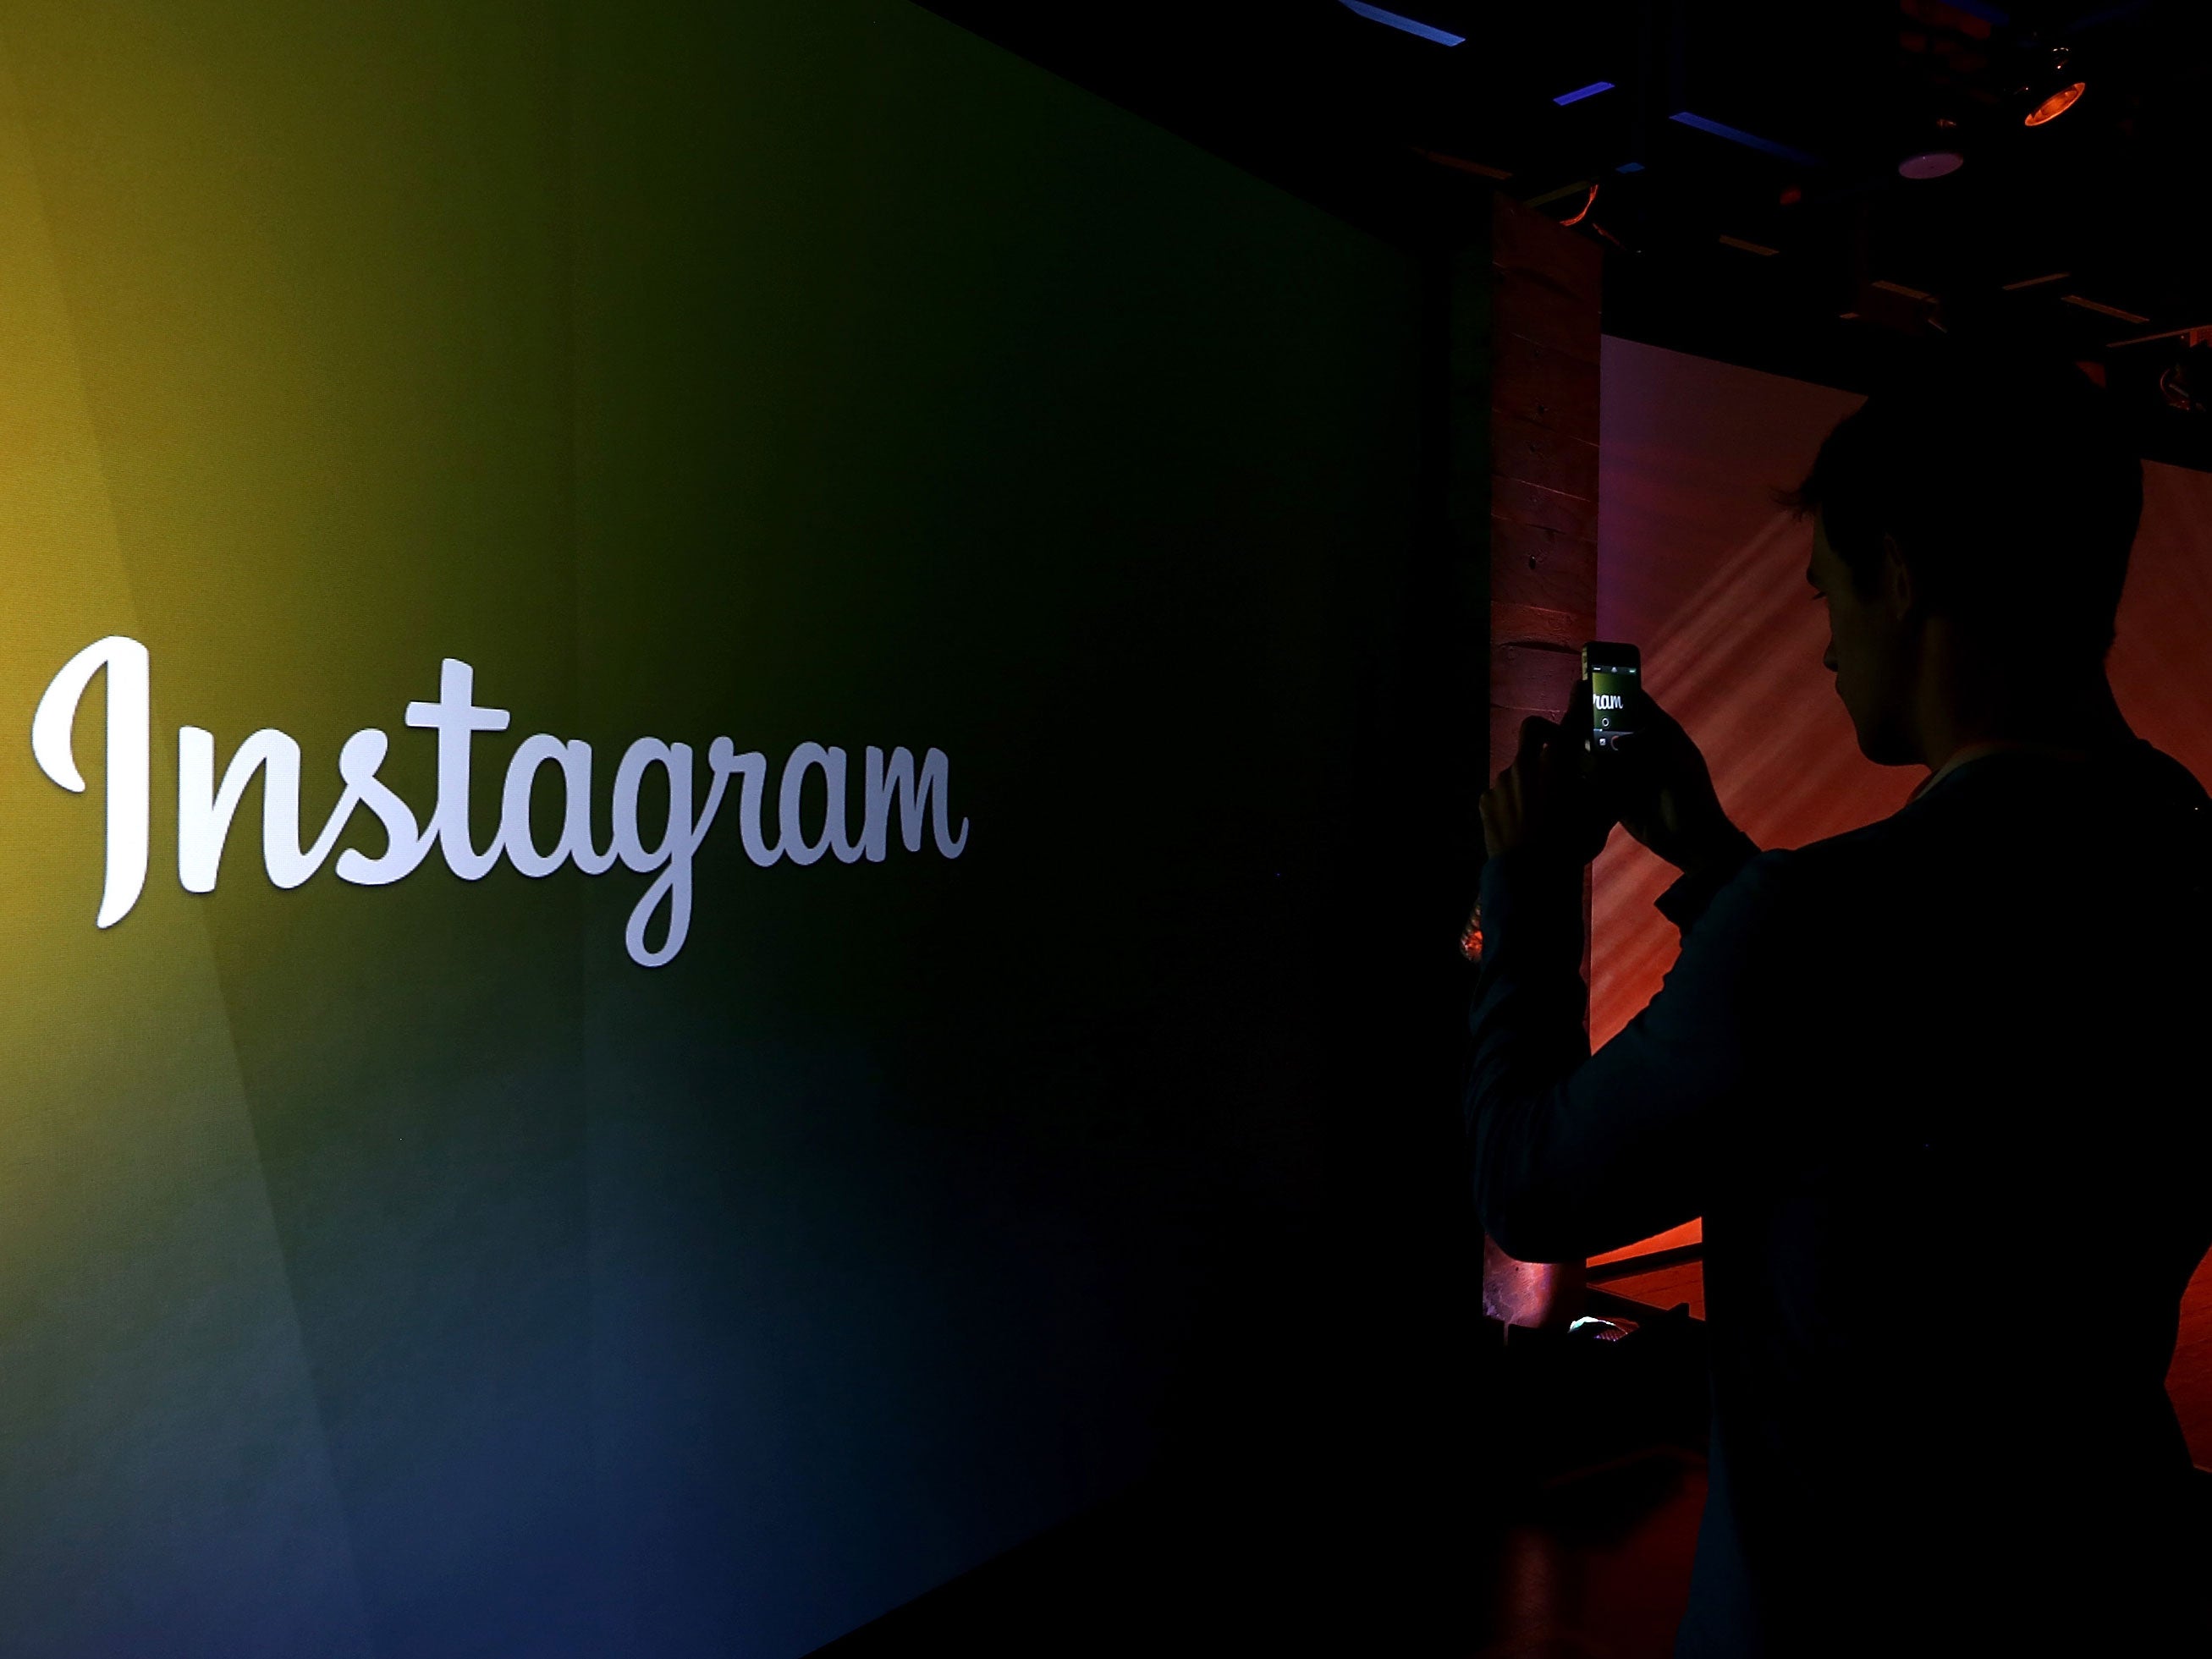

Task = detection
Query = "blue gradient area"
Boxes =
[1669,111,1821,168]
[1554,81,1615,105]
[1338,2,1466,47]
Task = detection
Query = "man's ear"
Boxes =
[1879,532,1917,622]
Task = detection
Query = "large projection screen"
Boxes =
[0,4,1428,1654]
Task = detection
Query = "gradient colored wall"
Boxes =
[0,5,1428,1653]
[1593,335,2212,1260]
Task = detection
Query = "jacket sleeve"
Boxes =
[1464,843,1791,1263]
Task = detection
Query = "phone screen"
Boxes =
[1588,661,1638,754]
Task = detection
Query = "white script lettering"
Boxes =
[31,640,968,967]
[31,636,151,929]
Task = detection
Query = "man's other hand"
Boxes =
[1480,712,1612,865]
[1610,689,1751,876]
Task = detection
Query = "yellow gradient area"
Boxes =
[0,22,370,1644]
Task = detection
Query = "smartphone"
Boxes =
[1581,640,1642,762]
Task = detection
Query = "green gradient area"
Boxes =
[0,3,1423,1654]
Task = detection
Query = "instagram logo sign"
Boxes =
[31,637,969,968]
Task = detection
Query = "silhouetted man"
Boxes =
[1465,349,2212,1656]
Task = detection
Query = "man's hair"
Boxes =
[1782,346,2143,661]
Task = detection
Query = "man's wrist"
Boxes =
[1654,825,1760,935]
[1676,820,1758,881]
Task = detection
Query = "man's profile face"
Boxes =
[1808,514,1918,766]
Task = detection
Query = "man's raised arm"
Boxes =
[1465,694,1775,1262]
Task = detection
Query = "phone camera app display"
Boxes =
[1590,664,1638,752]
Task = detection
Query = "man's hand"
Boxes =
[1609,689,1753,876]
[1479,709,1613,865]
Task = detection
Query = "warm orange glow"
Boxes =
[1410,146,1512,179]
[2024,81,2086,126]
[1560,183,1599,227]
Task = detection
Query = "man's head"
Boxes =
[1786,349,2142,765]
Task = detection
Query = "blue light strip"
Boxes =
[2062,0,2151,34]
[1940,0,2011,22]
[1338,1,1466,47]
[1554,81,1616,105]
[1668,111,1821,168]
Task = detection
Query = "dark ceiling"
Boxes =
[919,0,2212,468]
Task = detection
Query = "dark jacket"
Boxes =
[1466,739,2212,1655]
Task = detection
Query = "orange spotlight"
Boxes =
[2025,81,2086,126]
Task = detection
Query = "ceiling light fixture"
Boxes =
[2062,294,2149,324]
[1554,81,1615,106]
[2106,321,2212,349]
[1669,111,1821,167]
[2024,80,2086,124]
[2019,43,2087,126]
[1338,1,1464,47]
[1898,151,1965,179]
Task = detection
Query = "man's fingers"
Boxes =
[1516,715,1555,771]
[1562,680,1594,729]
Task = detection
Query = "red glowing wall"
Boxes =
[1592,337,2212,1259]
